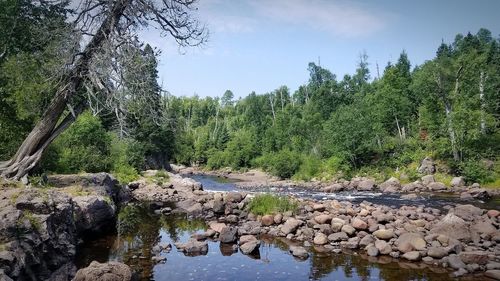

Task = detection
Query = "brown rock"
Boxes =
[261,215,274,226]
[351,218,368,230]
[73,261,132,281]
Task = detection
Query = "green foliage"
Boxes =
[255,149,302,179]
[293,154,322,181]
[43,112,111,173]
[458,160,493,184]
[247,194,298,216]
[112,163,139,184]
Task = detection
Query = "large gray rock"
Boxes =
[219,226,238,243]
[430,213,471,241]
[313,233,329,245]
[73,195,116,233]
[427,247,448,258]
[396,233,426,253]
[427,182,447,191]
[450,177,465,187]
[375,240,392,255]
[459,251,490,265]
[174,239,209,255]
[379,177,401,193]
[373,229,394,240]
[485,270,500,280]
[328,232,348,242]
[239,235,260,255]
[453,204,483,221]
[73,261,132,281]
[281,218,302,235]
[418,157,435,174]
[402,251,421,261]
[357,179,375,191]
[421,175,435,185]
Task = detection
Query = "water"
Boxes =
[76,204,472,281]
[189,174,500,210]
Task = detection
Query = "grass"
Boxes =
[434,173,453,186]
[247,193,298,216]
[146,169,170,186]
[60,185,91,197]
[21,211,41,232]
[483,178,500,188]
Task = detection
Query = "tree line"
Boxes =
[0,1,498,185]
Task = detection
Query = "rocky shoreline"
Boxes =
[1,170,500,280]
[130,170,500,280]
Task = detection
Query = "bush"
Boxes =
[247,193,298,215]
[293,154,321,181]
[459,160,493,184]
[45,111,111,173]
[255,149,301,179]
[112,162,139,184]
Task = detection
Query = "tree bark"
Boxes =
[0,0,130,180]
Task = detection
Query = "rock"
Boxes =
[366,245,379,257]
[322,184,343,193]
[344,237,360,249]
[401,194,418,200]
[427,247,448,258]
[209,222,227,233]
[453,268,468,277]
[373,229,394,240]
[488,210,500,218]
[312,204,325,212]
[175,239,209,256]
[274,213,283,224]
[418,157,435,174]
[328,232,349,242]
[239,237,260,255]
[448,254,466,269]
[73,261,132,281]
[379,177,401,193]
[470,188,491,200]
[351,218,367,230]
[359,235,374,247]
[219,226,238,243]
[459,251,490,265]
[471,219,497,235]
[341,225,356,236]
[397,233,426,253]
[402,251,421,261]
[152,255,167,263]
[453,204,483,221]
[485,270,500,280]
[450,177,465,187]
[358,179,375,191]
[314,214,332,224]
[213,199,225,214]
[430,213,471,241]
[261,215,274,226]
[289,246,309,259]
[427,182,447,191]
[73,195,116,233]
[281,218,302,235]
[375,240,392,255]
[460,192,473,199]
[225,192,243,203]
[421,175,435,185]
[313,233,329,245]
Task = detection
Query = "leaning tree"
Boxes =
[0,0,207,180]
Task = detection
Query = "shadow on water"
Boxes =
[75,204,483,281]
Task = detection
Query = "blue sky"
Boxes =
[141,0,500,98]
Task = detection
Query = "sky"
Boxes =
[140,0,500,98]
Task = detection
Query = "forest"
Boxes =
[1,1,499,186]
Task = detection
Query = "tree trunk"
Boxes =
[479,71,487,134]
[0,0,129,180]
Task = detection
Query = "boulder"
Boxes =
[322,184,343,193]
[373,229,394,240]
[314,214,332,224]
[427,182,447,191]
[459,251,490,265]
[261,215,274,226]
[240,237,260,255]
[312,204,325,212]
[418,157,435,174]
[174,239,209,255]
[281,218,302,235]
[471,219,497,235]
[375,240,392,255]
[209,222,227,233]
[328,232,348,242]
[453,204,483,221]
[289,246,309,259]
[430,213,471,241]
[351,218,368,230]
[73,195,116,233]
[450,177,465,187]
[341,225,356,236]
[427,247,448,258]
[485,270,500,280]
[448,254,466,269]
[313,233,328,245]
[396,233,426,253]
[358,179,375,191]
[219,226,238,243]
[487,210,500,218]
[366,245,379,257]
[421,175,435,185]
[73,261,132,281]
[402,251,421,261]
[379,177,401,193]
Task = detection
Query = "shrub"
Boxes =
[256,149,301,179]
[112,162,139,184]
[459,160,493,184]
[247,193,298,215]
[293,154,321,181]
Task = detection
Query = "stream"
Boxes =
[75,175,499,280]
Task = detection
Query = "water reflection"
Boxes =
[76,204,474,281]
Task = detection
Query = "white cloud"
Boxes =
[250,0,387,37]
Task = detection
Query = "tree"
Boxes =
[0,0,207,179]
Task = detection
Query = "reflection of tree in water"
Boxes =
[308,250,370,281]
[114,204,162,280]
